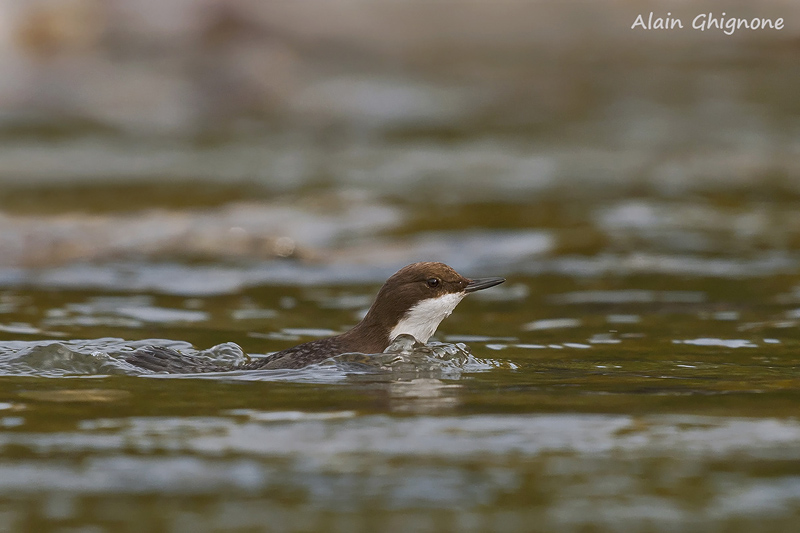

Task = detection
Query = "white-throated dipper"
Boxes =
[126,262,505,373]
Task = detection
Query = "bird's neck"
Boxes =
[338,313,394,354]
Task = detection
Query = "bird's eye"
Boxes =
[426,277,440,288]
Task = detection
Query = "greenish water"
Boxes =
[1,263,800,532]
[1,0,800,528]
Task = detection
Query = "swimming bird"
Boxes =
[126,262,505,373]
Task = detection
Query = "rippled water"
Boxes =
[1,252,800,531]
[2,0,800,528]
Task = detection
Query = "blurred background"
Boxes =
[2,1,800,532]
[0,0,798,281]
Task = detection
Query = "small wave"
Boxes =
[0,334,506,380]
[322,334,505,378]
[0,338,193,377]
[155,335,507,383]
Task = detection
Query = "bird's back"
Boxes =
[126,335,355,373]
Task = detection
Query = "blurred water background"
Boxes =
[1,0,800,531]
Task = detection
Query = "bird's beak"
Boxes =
[465,277,506,293]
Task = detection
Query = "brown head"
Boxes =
[342,262,505,352]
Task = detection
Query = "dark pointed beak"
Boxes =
[465,277,506,293]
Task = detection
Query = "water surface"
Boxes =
[1,248,799,531]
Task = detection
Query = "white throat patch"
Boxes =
[389,292,466,344]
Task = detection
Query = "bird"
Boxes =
[126,262,505,373]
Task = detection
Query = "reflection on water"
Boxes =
[387,379,461,413]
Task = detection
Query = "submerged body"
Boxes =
[126,262,505,373]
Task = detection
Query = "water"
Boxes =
[1,245,800,531]
[1,0,800,527]
[2,194,800,533]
